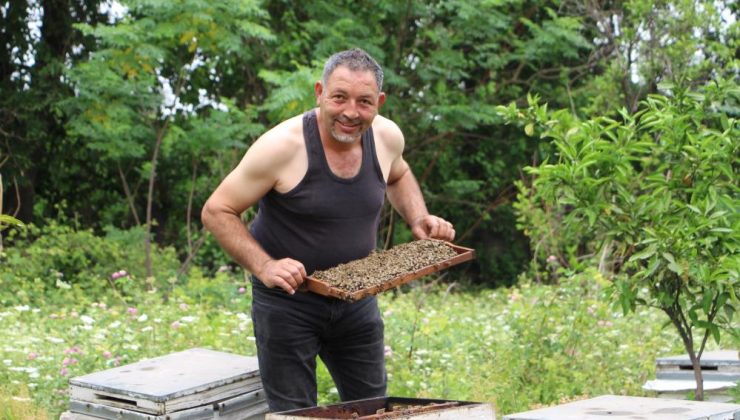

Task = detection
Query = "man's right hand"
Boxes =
[257,258,307,294]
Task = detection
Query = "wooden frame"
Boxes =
[301,242,475,301]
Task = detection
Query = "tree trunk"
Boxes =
[144,120,169,282]
[688,349,705,401]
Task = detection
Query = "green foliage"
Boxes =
[0,214,24,232]
[508,80,739,398]
[0,270,688,418]
[3,0,738,287]
[0,222,180,306]
[575,0,738,115]
[258,65,321,122]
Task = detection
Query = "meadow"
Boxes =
[1,265,707,419]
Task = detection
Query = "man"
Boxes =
[201,48,454,412]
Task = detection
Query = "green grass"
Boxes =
[0,269,720,419]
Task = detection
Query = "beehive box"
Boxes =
[503,395,740,420]
[643,350,739,402]
[655,350,739,382]
[266,396,494,419]
[63,389,268,419]
[65,348,267,419]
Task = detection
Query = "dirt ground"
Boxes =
[311,239,458,293]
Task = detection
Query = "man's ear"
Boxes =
[314,81,323,105]
[378,92,386,108]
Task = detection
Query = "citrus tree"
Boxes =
[504,79,739,400]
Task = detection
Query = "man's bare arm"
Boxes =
[383,128,455,241]
[201,132,306,294]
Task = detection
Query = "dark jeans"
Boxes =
[251,278,386,412]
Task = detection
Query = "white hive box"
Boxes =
[266,396,494,419]
[503,395,740,420]
[643,350,739,402]
[67,348,266,418]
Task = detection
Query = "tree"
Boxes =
[63,0,272,278]
[505,79,739,400]
[0,0,107,223]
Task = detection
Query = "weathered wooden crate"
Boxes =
[643,349,739,402]
[502,395,740,420]
[68,348,264,417]
[266,396,494,419]
[655,350,740,382]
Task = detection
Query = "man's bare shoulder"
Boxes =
[251,113,305,158]
[372,114,404,154]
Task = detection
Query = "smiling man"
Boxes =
[201,48,454,412]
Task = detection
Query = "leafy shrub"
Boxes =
[0,222,180,305]
[505,79,740,400]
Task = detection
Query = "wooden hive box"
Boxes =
[643,349,739,402]
[68,348,264,417]
[266,396,494,419]
[655,350,740,382]
[503,395,740,420]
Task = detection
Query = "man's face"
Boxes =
[315,66,386,144]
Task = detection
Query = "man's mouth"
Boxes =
[336,119,360,133]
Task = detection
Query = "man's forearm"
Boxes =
[201,206,271,275]
[386,168,428,225]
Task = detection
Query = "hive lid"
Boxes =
[656,350,739,367]
[503,395,740,420]
[70,348,260,402]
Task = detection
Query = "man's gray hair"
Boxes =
[322,48,384,91]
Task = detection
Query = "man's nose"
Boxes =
[342,101,360,120]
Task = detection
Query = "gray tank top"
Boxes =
[250,110,387,274]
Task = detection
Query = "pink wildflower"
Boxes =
[179,303,189,311]
[170,321,181,329]
[27,352,38,360]
[111,270,128,280]
[127,307,138,315]
[102,351,112,359]
[62,357,78,367]
[64,346,83,355]
[384,345,393,358]
[238,287,246,294]
[60,367,68,376]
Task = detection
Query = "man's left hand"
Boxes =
[411,215,455,242]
